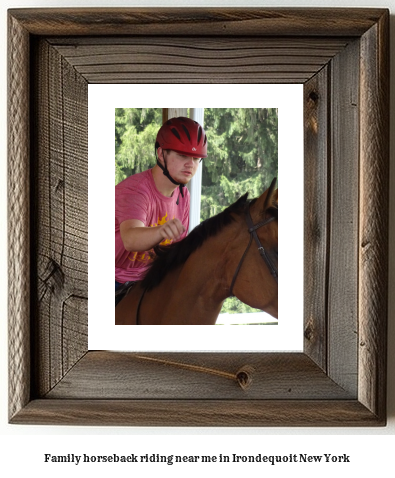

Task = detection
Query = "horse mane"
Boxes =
[141,193,249,291]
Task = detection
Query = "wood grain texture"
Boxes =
[303,67,330,370]
[327,39,360,396]
[45,352,354,400]
[30,39,88,397]
[8,8,387,37]
[7,8,389,426]
[358,12,389,419]
[8,12,31,421]
[48,37,350,84]
[11,399,383,427]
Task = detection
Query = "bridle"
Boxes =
[229,200,278,297]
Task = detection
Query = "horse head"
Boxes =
[227,178,278,318]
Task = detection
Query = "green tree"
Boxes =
[201,108,278,220]
[115,108,162,184]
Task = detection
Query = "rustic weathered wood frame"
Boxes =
[8,8,389,426]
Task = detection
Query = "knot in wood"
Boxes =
[304,322,314,341]
[236,365,255,390]
[308,90,319,103]
[42,259,65,294]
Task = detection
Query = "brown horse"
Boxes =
[115,179,278,325]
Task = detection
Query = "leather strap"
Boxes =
[229,201,278,297]
[136,287,147,325]
[245,209,278,283]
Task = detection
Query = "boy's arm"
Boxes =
[120,218,186,252]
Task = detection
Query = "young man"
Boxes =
[115,116,208,304]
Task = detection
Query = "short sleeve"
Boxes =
[116,184,149,226]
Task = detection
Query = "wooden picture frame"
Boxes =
[8,8,389,426]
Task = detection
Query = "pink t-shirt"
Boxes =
[115,169,190,283]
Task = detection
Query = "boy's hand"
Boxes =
[159,218,186,242]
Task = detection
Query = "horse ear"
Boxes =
[262,177,277,211]
[271,189,278,208]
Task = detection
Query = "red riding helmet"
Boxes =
[156,117,208,159]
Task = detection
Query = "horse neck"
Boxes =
[142,236,232,325]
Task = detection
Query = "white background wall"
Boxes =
[1,0,394,476]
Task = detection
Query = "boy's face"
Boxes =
[159,148,200,185]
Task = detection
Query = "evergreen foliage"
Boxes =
[201,108,278,220]
[115,108,162,184]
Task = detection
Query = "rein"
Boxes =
[136,286,147,325]
[229,200,278,297]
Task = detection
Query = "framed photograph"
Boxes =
[8,8,389,426]
[89,84,303,349]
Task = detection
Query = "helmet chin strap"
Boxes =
[156,149,185,204]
